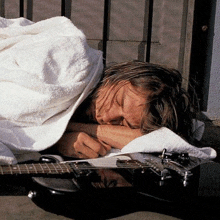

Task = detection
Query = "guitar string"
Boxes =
[0,163,154,174]
[0,157,168,175]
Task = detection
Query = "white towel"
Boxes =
[107,127,217,160]
[0,16,103,164]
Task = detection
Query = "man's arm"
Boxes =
[66,122,143,149]
[55,122,142,159]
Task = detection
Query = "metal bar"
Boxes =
[27,0,33,20]
[145,0,154,62]
[61,0,65,16]
[178,0,195,91]
[102,0,111,66]
[61,0,72,18]
[0,0,5,17]
[20,0,24,17]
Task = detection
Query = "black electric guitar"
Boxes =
[0,149,211,202]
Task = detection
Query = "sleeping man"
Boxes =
[0,16,216,164]
[55,60,196,159]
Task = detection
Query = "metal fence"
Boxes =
[0,0,154,67]
[0,0,199,92]
[0,0,216,111]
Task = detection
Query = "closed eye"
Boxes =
[122,119,138,129]
[116,99,121,106]
[109,117,124,125]
[115,92,124,108]
[115,96,122,107]
[118,118,127,127]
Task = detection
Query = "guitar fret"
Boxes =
[39,164,50,173]
[46,163,52,173]
[28,164,37,174]
[1,166,9,174]
[60,164,66,173]
[17,164,21,174]
[60,164,67,172]
[18,164,27,174]
[10,165,20,174]
[9,165,13,174]
[1,165,13,174]
[52,163,64,174]
[51,163,58,173]
[61,163,72,173]
[54,163,64,173]
[55,164,63,173]
[25,164,30,174]
[32,164,37,173]
[38,164,45,173]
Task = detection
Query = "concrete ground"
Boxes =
[198,116,220,164]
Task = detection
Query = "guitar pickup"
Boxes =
[69,161,101,183]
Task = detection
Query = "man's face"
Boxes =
[93,82,147,129]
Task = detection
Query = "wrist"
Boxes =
[67,122,98,137]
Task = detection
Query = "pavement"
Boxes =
[198,115,220,164]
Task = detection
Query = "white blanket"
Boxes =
[0,17,103,164]
[107,127,217,160]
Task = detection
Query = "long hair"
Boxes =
[94,60,198,142]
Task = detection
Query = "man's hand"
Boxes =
[67,122,143,149]
[56,131,111,159]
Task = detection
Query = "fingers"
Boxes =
[56,132,110,159]
[78,132,107,156]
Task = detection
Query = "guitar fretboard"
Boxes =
[0,163,72,175]
[0,159,163,177]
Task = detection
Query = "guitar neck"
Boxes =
[0,154,196,177]
[0,163,72,176]
[0,159,151,177]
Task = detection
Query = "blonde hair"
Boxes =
[94,60,198,142]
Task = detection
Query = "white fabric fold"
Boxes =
[107,127,217,160]
[0,16,103,164]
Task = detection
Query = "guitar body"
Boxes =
[29,151,202,203]
[0,150,213,219]
[31,154,136,197]
[32,155,81,195]
[29,155,141,219]
[26,151,205,219]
